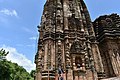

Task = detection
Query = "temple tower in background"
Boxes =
[93,14,120,78]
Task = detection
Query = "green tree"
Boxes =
[30,70,36,78]
[0,49,9,56]
[0,49,34,80]
[0,49,10,80]
[0,49,9,60]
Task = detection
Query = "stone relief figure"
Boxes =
[75,56,83,68]
[105,18,113,27]
[41,15,46,24]
[68,15,81,30]
[113,49,118,58]
[112,48,120,76]
[70,40,85,53]
[101,20,107,27]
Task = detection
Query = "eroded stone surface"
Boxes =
[35,0,120,80]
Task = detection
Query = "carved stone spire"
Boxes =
[35,0,106,80]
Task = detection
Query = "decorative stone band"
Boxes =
[101,77,120,80]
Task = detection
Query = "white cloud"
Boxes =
[0,9,18,17]
[29,37,37,40]
[22,27,33,34]
[0,45,35,72]
[26,44,35,47]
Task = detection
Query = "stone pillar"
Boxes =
[67,69,73,80]
[63,0,69,30]
[35,71,41,80]
[91,43,104,78]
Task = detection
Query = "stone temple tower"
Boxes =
[93,14,120,78]
[35,0,105,80]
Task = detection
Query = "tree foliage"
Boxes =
[0,48,9,56]
[30,70,36,78]
[0,49,34,80]
[0,48,9,60]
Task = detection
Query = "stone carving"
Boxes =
[70,40,85,54]
[35,0,120,80]
[93,14,120,78]
[68,15,81,30]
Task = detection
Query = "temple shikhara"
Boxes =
[35,0,120,80]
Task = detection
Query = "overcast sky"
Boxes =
[0,0,120,72]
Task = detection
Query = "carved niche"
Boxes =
[68,14,81,30]
[70,40,85,54]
